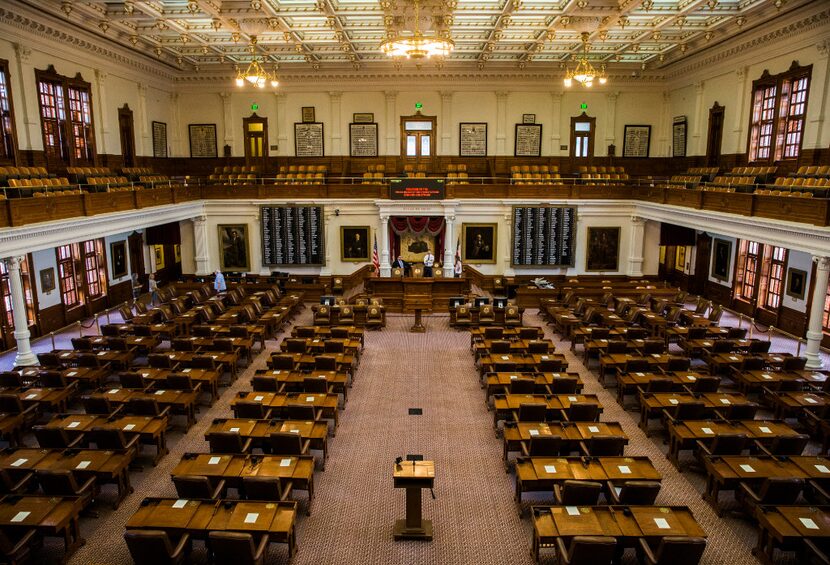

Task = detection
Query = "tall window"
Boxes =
[763,247,787,309]
[82,239,106,299]
[57,244,79,308]
[0,59,18,165]
[570,113,595,159]
[0,262,12,329]
[735,240,761,301]
[35,66,95,167]
[823,286,830,332]
[747,62,811,163]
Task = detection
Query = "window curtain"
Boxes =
[388,216,445,264]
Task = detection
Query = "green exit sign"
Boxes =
[415,102,423,109]
[251,103,259,111]
[580,102,588,110]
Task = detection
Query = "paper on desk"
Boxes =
[172,499,188,509]
[739,464,756,473]
[229,427,240,433]
[272,370,281,375]
[280,458,292,467]
[24,393,37,400]
[10,458,27,467]
[305,396,315,402]
[759,426,772,434]
[565,506,580,516]
[588,426,600,433]
[701,428,713,435]
[108,389,119,394]
[635,372,645,377]
[618,465,631,474]
[244,513,259,524]
[10,512,30,523]
[509,375,518,380]
[815,465,830,474]
[68,421,80,428]
[208,457,221,465]
[544,465,556,474]
[76,461,91,470]
[155,390,165,395]
[729,356,740,361]
[123,424,135,431]
[720,398,731,404]
[567,396,578,402]
[67,371,77,377]
[801,518,820,530]
[182,368,191,373]
[669,399,679,405]
[501,355,510,360]
[654,518,671,529]
[254,396,264,402]
[687,375,697,381]
[290,429,299,434]
[528,429,539,436]
[806,397,819,404]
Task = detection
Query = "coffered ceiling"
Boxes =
[20,0,813,76]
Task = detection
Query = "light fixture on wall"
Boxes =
[381,0,454,60]
[563,32,608,88]
[234,38,279,88]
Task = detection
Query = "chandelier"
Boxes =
[234,38,279,88]
[381,0,454,60]
[564,32,608,88]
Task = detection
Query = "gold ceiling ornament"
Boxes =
[124,1,134,15]
[381,0,454,60]
[234,38,279,89]
[99,20,110,33]
[61,1,72,16]
[564,32,607,88]
[187,1,199,14]
[129,35,139,46]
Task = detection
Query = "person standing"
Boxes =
[454,256,463,278]
[423,248,435,277]
[131,273,142,302]
[148,273,159,305]
[214,269,226,294]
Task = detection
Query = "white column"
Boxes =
[692,81,705,155]
[137,83,150,156]
[495,90,508,155]
[12,44,35,150]
[384,90,398,155]
[808,41,829,150]
[805,256,830,369]
[379,214,391,277]
[274,92,287,156]
[94,70,110,154]
[192,215,210,275]
[627,216,646,277]
[220,92,234,155]
[605,91,619,153]
[732,67,748,154]
[443,215,455,277]
[549,92,562,155]
[502,212,515,277]
[440,90,453,155]
[5,257,36,367]
[657,91,671,157]
[329,91,342,155]
[169,92,182,157]
[320,208,334,276]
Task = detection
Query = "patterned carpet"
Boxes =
[11,304,821,563]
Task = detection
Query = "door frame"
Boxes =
[706,102,724,167]
[243,113,269,169]
[570,112,596,161]
[118,104,136,168]
[400,112,437,159]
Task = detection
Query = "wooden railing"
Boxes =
[1,182,828,229]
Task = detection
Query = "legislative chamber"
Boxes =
[0,0,828,563]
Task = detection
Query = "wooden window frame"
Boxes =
[570,112,595,159]
[82,239,106,300]
[0,58,19,166]
[763,246,787,310]
[57,244,80,309]
[399,113,437,159]
[747,61,812,164]
[35,65,96,168]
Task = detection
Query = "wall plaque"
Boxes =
[349,123,378,157]
[294,123,324,157]
[188,124,217,158]
[623,124,651,158]
[672,116,687,158]
[151,121,167,158]
[515,124,542,157]
[459,122,487,157]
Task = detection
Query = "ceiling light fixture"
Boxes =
[564,32,607,88]
[234,38,279,89]
[381,0,454,60]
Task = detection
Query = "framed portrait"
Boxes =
[623,124,651,158]
[353,112,374,123]
[585,227,621,272]
[218,225,250,271]
[340,226,370,262]
[301,106,315,123]
[462,223,497,264]
[153,245,165,270]
[675,246,686,273]
[522,114,536,124]
[110,241,128,279]
[711,238,733,282]
[39,268,55,293]
[786,268,808,300]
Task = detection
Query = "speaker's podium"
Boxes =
[393,460,435,540]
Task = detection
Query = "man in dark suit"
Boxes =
[391,255,407,276]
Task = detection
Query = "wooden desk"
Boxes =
[531,505,707,563]
[516,456,660,503]
[706,352,792,375]
[87,388,199,430]
[503,422,628,462]
[137,367,221,406]
[767,391,830,419]
[253,369,349,404]
[493,394,603,427]
[0,495,85,560]
[639,392,751,435]
[616,371,708,407]
[204,419,329,468]
[230,392,339,431]
[365,278,470,313]
[484,372,583,399]
[393,460,434,540]
[599,353,673,384]
[126,498,297,558]
[754,505,830,564]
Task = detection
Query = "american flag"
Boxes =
[455,239,462,275]
[372,234,380,276]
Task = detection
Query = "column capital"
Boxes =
[273,91,286,100]
[439,90,453,100]
[444,214,455,223]
[380,214,390,223]
[219,91,232,101]
[631,215,645,225]
[495,90,509,100]
[13,43,31,62]
[95,69,108,81]
[818,40,829,58]
[694,81,705,92]
[606,91,620,101]
[384,90,398,99]
[192,214,207,224]
[814,256,830,270]
[328,91,343,100]
[3,256,24,270]
[550,91,563,102]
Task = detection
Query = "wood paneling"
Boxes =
[778,306,807,338]
[704,281,732,305]
[37,303,64,336]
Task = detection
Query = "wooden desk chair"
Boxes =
[580,435,626,456]
[191,355,225,378]
[366,306,384,329]
[727,327,749,339]
[714,402,758,420]
[483,327,504,340]
[88,427,140,461]
[127,397,171,419]
[606,341,628,354]
[148,353,180,370]
[208,532,269,565]
[638,339,666,356]
[324,340,345,353]
[124,530,190,565]
[637,378,674,396]
[0,528,41,565]
[171,338,195,352]
[191,325,213,337]
[661,402,707,428]
[554,536,617,565]
[71,337,94,351]
[166,374,202,394]
[520,436,563,457]
[624,359,651,374]
[504,305,522,327]
[748,340,771,354]
[735,477,804,518]
[234,401,273,419]
[519,327,541,340]
[38,371,74,389]
[251,376,280,392]
[626,328,650,340]
[32,425,82,449]
[284,338,308,354]
[490,340,511,354]
[284,404,323,422]
[172,475,226,500]
[695,433,748,464]
[208,431,252,454]
[0,371,23,388]
[538,358,567,372]
[509,379,535,394]
[513,403,547,422]
[607,480,661,505]
[337,306,355,325]
[0,468,33,495]
[479,306,496,325]
[242,475,290,503]
[663,357,691,372]
[755,434,810,456]
[268,354,296,371]
[268,432,310,456]
[527,340,550,354]
[636,537,706,565]
[563,403,600,422]
[683,376,721,394]
[120,371,151,391]
[37,468,99,516]
[295,326,316,338]
[548,377,579,395]
[82,395,122,416]
[303,377,334,394]
[783,356,808,371]
[553,480,603,505]
[315,355,339,372]
[314,306,331,326]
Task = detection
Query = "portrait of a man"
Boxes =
[711,238,732,282]
[111,241,127,279]
[219,224,250,271]
[786,268,808,300]
[462,224,497,264]
[341,226,370,262]
[586,227,620,271]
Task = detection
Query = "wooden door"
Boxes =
[243,113,268,171]
[692,233,712,295]
[400,113,436,164]
[128,232,145,285]
[706,103,724,167]
[118,104,136,168]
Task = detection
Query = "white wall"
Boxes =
[707,234,738,289]
[103,232,133,286]
[782,250,813,313]
[30,249,60,310]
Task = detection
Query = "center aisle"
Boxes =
[292,315,532,565]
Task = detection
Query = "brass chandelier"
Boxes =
[564,32,608,88]
[381,0,454,60]
[235,38,279,88]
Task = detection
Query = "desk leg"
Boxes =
[410,309,426,333]
[393,486,433,540]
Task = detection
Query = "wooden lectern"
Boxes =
[393,460,434,540]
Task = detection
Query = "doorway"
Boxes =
[400,113,436,160]
[706,103,724,167]
[128,232,145,286]
[243,113,268,171]
[118,104,136,168]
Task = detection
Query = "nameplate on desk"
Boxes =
[182,368,191,373]
[701,428,713,435]
[67,371,77,377]
[565,506,580,516]
[588,426,600,433]
[108,389,119,394]
[528,429,539,436]
[305,396,315,402]
[280,458,292,467]
[229,427,240,433]
[10,458,27,467]
[76,461,91,470]
[806,397,819,404]
[617,465,631,474]
[816,465,830,473]
[24,393,37,400]
[68,421,81,428]
[244,513,259,524]
[739,464,756,473]
[254,396,264,402]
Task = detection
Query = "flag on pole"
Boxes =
[372,234,380,276]
[454,239,462,276]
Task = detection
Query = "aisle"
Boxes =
[291,315,531,565]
